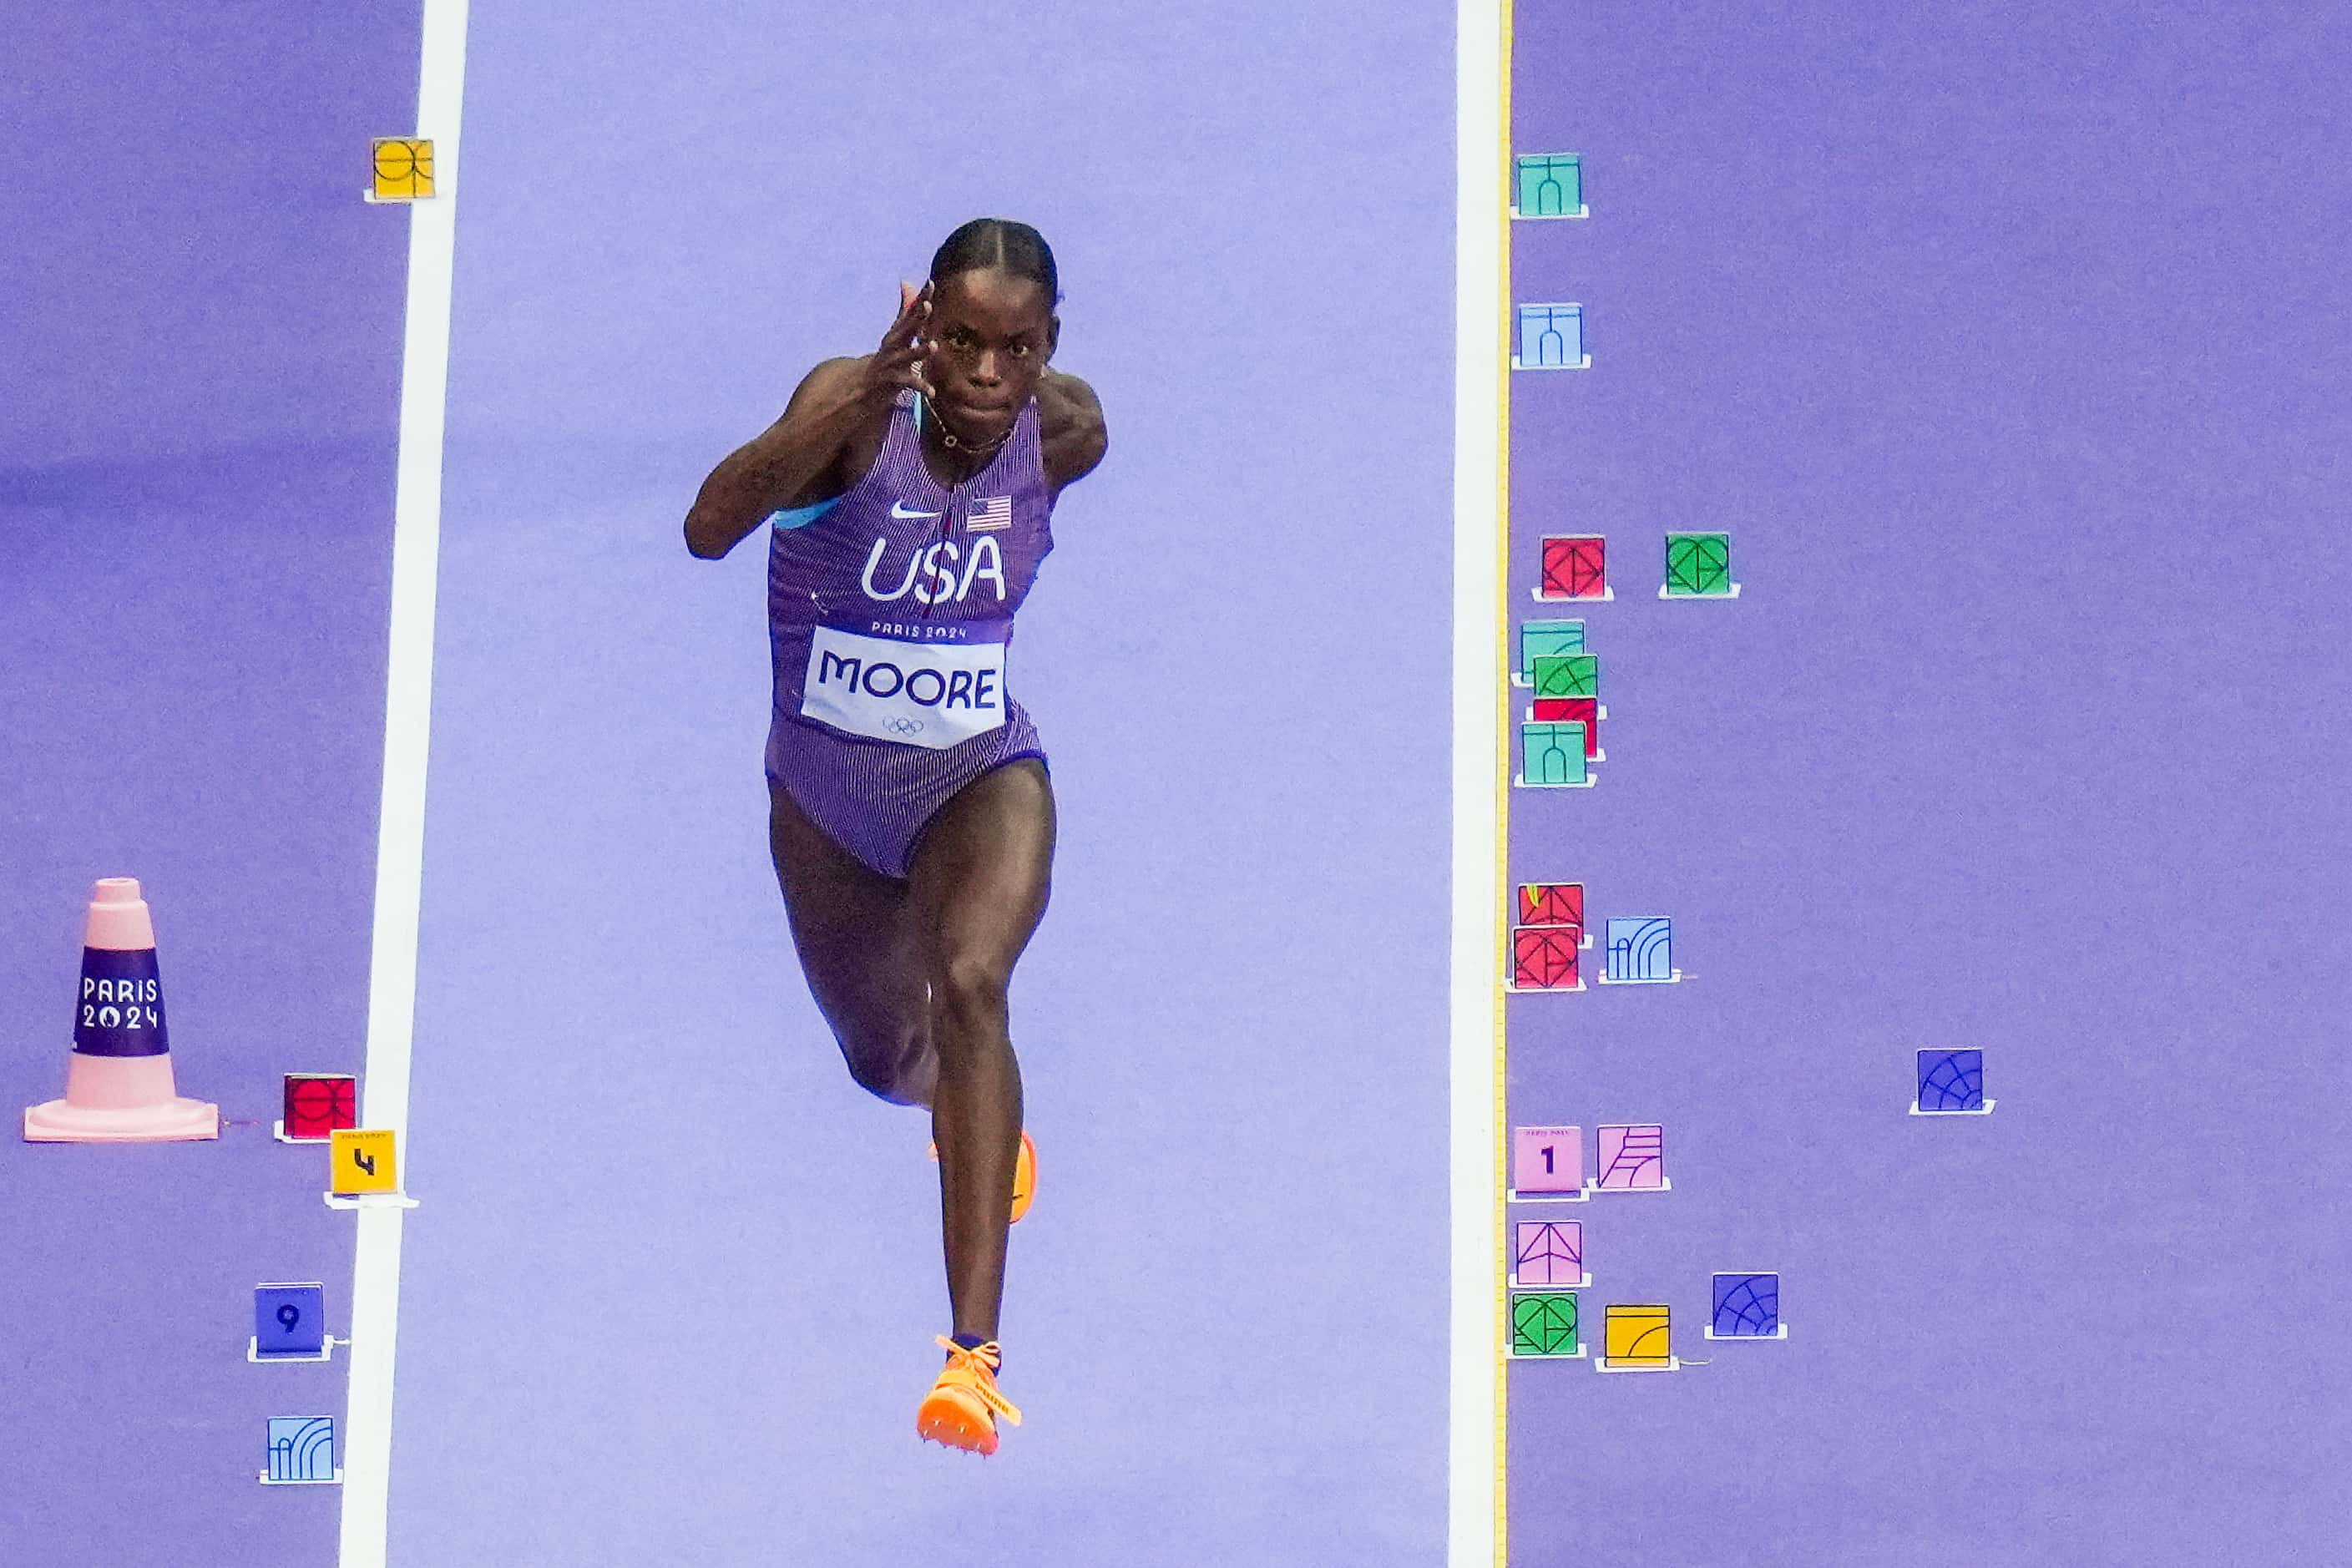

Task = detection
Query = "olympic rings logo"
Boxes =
[882,716,926,736]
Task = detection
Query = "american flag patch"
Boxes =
[965,495,1013,533]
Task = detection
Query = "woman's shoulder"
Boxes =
[1039,370,1107,493]
[1039,368,1103,429]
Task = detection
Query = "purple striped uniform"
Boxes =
[763,385,1055,879]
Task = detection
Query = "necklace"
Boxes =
[919,393,1015,478]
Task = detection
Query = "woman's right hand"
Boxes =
[859,280,938,406]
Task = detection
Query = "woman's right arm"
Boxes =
[682,357,869,560]
[684,281,938,560]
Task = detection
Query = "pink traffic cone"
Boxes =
[23,878,219,1142]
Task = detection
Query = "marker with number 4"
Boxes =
[324,1127,417,1210]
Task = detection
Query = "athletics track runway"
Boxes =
[6,4,2349,1565]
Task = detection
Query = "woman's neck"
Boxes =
[922,406,1009,487]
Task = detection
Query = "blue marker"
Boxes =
[254,1282,327,1358]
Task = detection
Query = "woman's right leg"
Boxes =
[767,776,938,1107]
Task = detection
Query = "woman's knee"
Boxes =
[928,960,1009,1039]
[838,1020,933,1104]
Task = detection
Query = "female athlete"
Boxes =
[683,218,1106,1456]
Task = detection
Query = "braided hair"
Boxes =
[929,218,1063,309]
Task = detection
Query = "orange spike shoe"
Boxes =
[917,1336,1022,1455]
[928,1130,1038,1223]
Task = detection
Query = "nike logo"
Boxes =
[891,501,943,519]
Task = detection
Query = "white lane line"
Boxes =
[341,2,469,1562]
[1450,1,1507,1565]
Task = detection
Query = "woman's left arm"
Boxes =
[1042,372,1108,494]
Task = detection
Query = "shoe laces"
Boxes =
[933,1335,1023,1426]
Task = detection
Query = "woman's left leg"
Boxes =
[905,756,1054,1343]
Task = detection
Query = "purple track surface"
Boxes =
[1505,8,2352,1565]
[4,5,419,1564]
[386,2,1450,1563]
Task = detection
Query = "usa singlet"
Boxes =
[762,385,1057,879]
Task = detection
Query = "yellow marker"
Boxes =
[1603,1304,1671,1367]
[329,1129,399,1196]
[371,139,435,201]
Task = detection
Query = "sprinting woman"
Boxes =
[684,218,1106,1456]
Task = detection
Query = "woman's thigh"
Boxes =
[767,777,930,1089]
[906,757,1056,1009]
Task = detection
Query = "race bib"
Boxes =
[801,619,1011,750]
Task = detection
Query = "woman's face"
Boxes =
[924,267,1057,438]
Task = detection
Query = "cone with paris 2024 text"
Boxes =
[23,878,219,1142]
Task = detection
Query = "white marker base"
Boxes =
[1909,1099,1997,1116]
[1704,1325,1788,1342]
[362,191,427,204]
[259,1468,345,1485]
[1660,583,1742,599]
[249,1337,344,1364]
[1509,205,1590,221]
[272,1120,338,1145]
[1503,977,1586,994]
[1505,1187,1591,1205]
[324,1191,420,1210]
[1510,355,1592,371]
[1595,1356,1682,1373]
[1586,1177,1672,1196]
[1513,773,1598,790]
[1531,587,1614,603]
[1597,969,1684,986]
[1509,1272,1591,1291]
[1506,1343,1591,1361]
